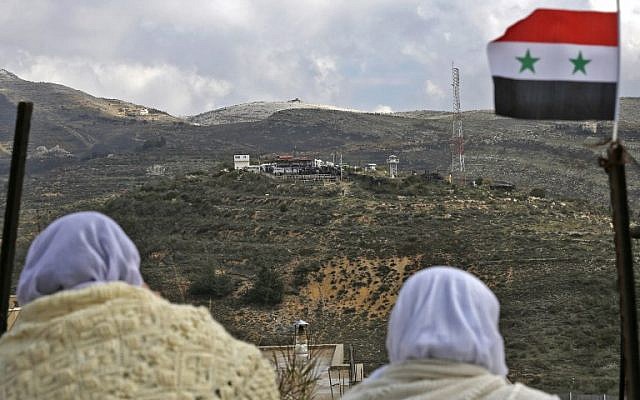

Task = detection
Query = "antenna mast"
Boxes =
[451,63,465,183]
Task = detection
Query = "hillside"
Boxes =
[0,69,182,156]
[11,170,617,394]
[2,70,640,208]
[1,71,638,395]
[187,99,360,125]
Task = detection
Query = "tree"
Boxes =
[189,269,236,298]
[247,266,284,305]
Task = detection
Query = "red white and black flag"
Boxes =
[487,9,618,120]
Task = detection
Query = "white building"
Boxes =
[234,154,250,170]
[364,163,377,172]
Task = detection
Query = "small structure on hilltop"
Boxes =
[146,164,168,176]
[387,155,399,178]
[233,154,250,170]
[32,145,73,159]
[233,154,341,181]
[263,155,339,177]
[272,155,314,175]
[233,154,263,172]
[364,163,377,173]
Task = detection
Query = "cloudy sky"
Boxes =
[1,0,638,116]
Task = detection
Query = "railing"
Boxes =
[273,173,338,182]
[557,394,617,400]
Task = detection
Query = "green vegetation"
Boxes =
[247,266,285,305]
[189,268,236,299]
[5,72,640,396]
[54,169,616,394]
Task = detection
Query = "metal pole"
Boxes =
[0,102,32,335]
[612,0,621,142]
[605,142,640,400]
[609,3,627,396]
[621,337,626,400]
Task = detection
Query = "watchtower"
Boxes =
[387,155,399,179]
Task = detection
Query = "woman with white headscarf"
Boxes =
[343,266,558,400]
[0,211,278,400]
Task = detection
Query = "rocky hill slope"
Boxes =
[187,99,360,125]
[2,70,637,395]
[0,69,181,156]
[2,70,640,207]
[4,70,640,209]
[23,170,614,394]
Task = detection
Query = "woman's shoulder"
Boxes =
[1,282,279,399]
[487,382,560,400]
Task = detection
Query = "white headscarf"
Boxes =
[17,211,142,305]
[385,266,508,376]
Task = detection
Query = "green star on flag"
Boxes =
[570,51,591,74]
[516,49,539,73]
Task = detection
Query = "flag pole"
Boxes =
[612,0,621,142]
[603,0,640,400]
[603,1,640,398]
[604,142,640,400]
[0,102,32,335]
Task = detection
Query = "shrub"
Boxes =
[529,187,546,198]
[189,270,236,298]
[247,266,285,305]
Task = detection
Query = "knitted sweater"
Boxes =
[342,359,559,400]
[0,282,279,400]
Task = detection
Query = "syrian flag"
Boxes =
[487,9,618,120]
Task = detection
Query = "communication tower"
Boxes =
[387,155,399,179]
[451,63,465,182]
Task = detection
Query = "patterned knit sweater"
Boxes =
[342,359,559,400]
[0,282,279,400]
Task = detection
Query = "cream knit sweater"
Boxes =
[0,282,278,400]
[342,359,559,400]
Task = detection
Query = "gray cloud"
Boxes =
[1,0,636,115]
